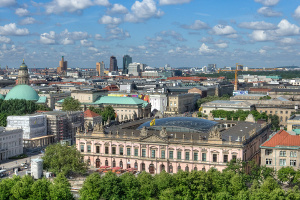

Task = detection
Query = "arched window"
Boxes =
[160,164,165,172]
[141,163,145,171]
[105,160,108,166]
[112,160,116,167]
[169,165,173,173]
[185,166,189,172]
[194,166,197,171]
[134,162,138,169]
[178,165,181,171]
[120,160,123,168]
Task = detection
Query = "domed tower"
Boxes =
[18,59,29,85]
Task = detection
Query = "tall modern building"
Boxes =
[96,61,105,76]
[207,64,216,72]
[18,59,29,85]
[57,56,67,73]
[109,56,118,72]
[123,55,132,74]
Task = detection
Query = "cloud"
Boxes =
[19,17,37,25]
[40,29,90,45]
[124,0,164,23]
[15,8,30,16]
[44,0,95,14]
[0,36,12,44]
[95,34,103,40]
[98,15,122,25]
[279,37,297,45]
[198,43,216,55]
[259,49,266,54]
[159,0,192,5]
[80,39,93,47]
[257,7,282,17]
[293,6,300,19]
[254,0,280,6]
[238,21,276,30]
[0,0,16,7]
[109,4,128,14]
[211,24,236,36]
[107,27,130,40]
[0,23,29,36]
[160,30,186,41]
[215,42,228,48]
[94,0,110,6]
[275,19,300,36]
[250,30,273,41]
[181,20,209,30]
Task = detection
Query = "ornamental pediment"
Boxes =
[140,134,167,143]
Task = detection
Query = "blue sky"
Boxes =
[0,0,300,69]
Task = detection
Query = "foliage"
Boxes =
[42,143,87,176]
[8,154,28,159]
[89,106,116,122]
[197,95,230,108]
[62,97,81,111]
[269,114,280,130]
[36,104,52,111]
[278,167,296,185]
[259,95,272,100]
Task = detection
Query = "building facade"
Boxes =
[57,56,67,73]
[109,56,118,72]
[96,61,105,76]
[123,55,132,74]
[149,94,167,114]
[165,93,199,115]
[18,59,29,85]
[0,127,23,161]
[202,100,254,115]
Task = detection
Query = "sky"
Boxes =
[0,0,300,69]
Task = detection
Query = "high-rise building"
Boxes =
[207,64,216,72]
[96,61,105,76]
[122,55,132,74]
[109,56,118,72]
[57,56,67,73]
[18,59,29,85]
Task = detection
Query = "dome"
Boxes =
[137,117,218,133]
[0,94,4,100]
[19,59,28,70]
[4,85,39,101]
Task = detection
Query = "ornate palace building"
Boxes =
[76,116,271,174]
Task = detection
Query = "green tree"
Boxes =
[278,167,296,185]
[11,175,34,200]
[62,97,81,111]
[36,104,52,111]
[49,173,74,200]
[100,172,122,199]
[42,143,87,176]
[79,173,102,200]
[154,170,174,197]
[30,178,51,200]
[137,171,157,199]
[120,172,141,199]
[101,106,115,122]
[269,114,280,130]
[0,175,21,199]
[0,113,7,127]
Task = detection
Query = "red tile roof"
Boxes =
[84,109,100,118]
[261,130,300,147]
[102,85,119,91]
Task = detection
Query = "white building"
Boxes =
[128,63,146,76]
[149,94,168,114]
[0,127,23,161]
[7,115,47,139]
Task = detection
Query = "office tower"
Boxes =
[123,55,132,74]
[96,61,105,76]
[57,56,67,73]
[207,64,216,72]
[109,56,118,72]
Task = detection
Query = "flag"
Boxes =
[150,118,155,126]
[199,107,203,112]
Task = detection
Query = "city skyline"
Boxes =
[0,0,300,69]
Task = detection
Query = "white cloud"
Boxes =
[80,39,93,47]
[215,42,228,48]
[0,0,16,7]
[238,21,276,30]
[106,27,130,40]
[88,47,98,52]
[159,0,192,5]
[40,31,56,44]
[198,43,216,55]
[279,38,297,45]
[257,7,282,17]
[293,6,300,19]
[94,0,110,6]
[60,38,74,45]
[254,0,279,6]
[275,19,300,36]
[259,49,266,54]
[98,15,121,25]
[0,23,29,36]
[250,30,273,41]
[110,4,128,14]
[181,20,209,30]
[95,34,103,40]
[19,17,37,25]
[0,36,11,44]
[160,30,186,41]
[45,0,94,14]
[211,24,236,35]
[138,45,146,49]
[15,8,30,16]
[124,0,164,23]
[40,29,90,45]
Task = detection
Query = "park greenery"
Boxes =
[62,97,81,111]
[89,106,116,122]
[42,143,88,176]
[0,173,74,200]
[0,99,51,126]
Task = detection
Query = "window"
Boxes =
[194,153,198,161]
[169,151,173,159]
[105,147,109,154]
[290,160,296,166]
[232,155,237,161]
[280,151,286,157]
[265,149,273,155]
[266,158,272,165]
[87,145,91,153]
[202,153,206,161]
[96,146,100,153]
[213,154,217,162]
[177,151,182,159]
[223,155,228,163]
[286,111,288,114]
[290,151,297,157]
[280,111,283,114]
[185,152,190,160]
[279,159,286,166]
[112,147,116,155]
[120,147,123,155]
[142,149,146,157]
[161,150,165,159]
[151,150,156,158]
[127,148,131,156]
[80,145,84,152]
[134,149,138,156]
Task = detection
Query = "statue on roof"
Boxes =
[140,126,148,137]
[160,127,167,138]
[209,126,221,139]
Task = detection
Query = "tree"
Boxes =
[0,113,7,127]
[137,171,157,199]
[278,167,296,185]
[42,143,87,176]
[120,172,141,199]
[36,104,52,111]
[11,175,34,200]
[49,173,74,200]
[79,173,102,200]
[269,114,280,130]
[0,175,21,199]
[154,170,174,197]
[30,178,51,200]
[62,97,81,111]
[101,106,115,122]
[100,172,122,199]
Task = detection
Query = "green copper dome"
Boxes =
[4,85,39,101]
[19,59,28,70]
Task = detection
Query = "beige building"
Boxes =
[287,114,300,131]
[0,127,23,161]
[165,93,198,115]
[96,61,105,76]
[71,89,107,103]
[201,100,254,115]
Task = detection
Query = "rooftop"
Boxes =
[261,130,300,148]
[84,109,100,118]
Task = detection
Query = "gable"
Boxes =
[140,134,167,143]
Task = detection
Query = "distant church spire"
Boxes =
[18,59,29,85]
